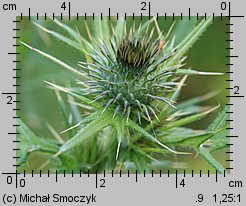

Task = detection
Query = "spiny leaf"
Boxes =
[203,106,230,150]
[162,105,219,131]
[16,119,59,165]
[114,118,125,160]
[129,144,158,162]
[131,151,150,173]
[203,135,229,152]
[167,17,213,66]
[60,111,99,135]
[52,18,81,41]
[21,42,88,79]
[44,81,99,109]
[126,119,188,154]
[198,147,226,173]
[160,132,214,148]
[141,147,171,155]
[33,22,83,52]
[54,87,74,137]
[93,17,110,42]
[114,17,126,41]
[46,123,65,144]
[158,75,188,113]
[158,127,194,137]
[67,94,83,126]
[195,106,230,173]
[176,69,223,76]
[57,112,112,154]
[176,91,218,110]
[202,106,230,152]
[168,17,198,47]
[208,105,229,131]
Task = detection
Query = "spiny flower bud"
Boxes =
[78,24,180,125]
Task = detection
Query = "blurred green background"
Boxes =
[17,16,229,171]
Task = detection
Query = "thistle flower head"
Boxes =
[116,29,163,71]
[20,17,228,173]
[78,23,180,124]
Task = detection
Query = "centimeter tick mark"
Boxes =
[68,2,71,20]
[175,170,178,188]
[55,170,58,182]
[95,170,98,188]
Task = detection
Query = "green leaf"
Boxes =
[158,106,229,173]
[198,148,226,173]
[129,144,158,162]
[160,132,214,148]
[131,151,150,173]
[93,17,110,42]
[141,147,171,155]
[67,95,83,127]
[158,127,194,137]
[33,22,83,52]
[16,119,59,165]
[54,88,75,137]
[114,118,125,160]
[203,106,230,152]
[159,75,188,112]
[167,17,213,66]
[168,17,198,47]
[44,81,99,109]
[52,18,81,41]
[204,106,230,149]
[208,105,229,131]
[203,136,229,152]
[196,106,230,173]
[21,42,88,79]
[176,91,218,110]
[114,17,126,41]
[162,106,219,131]
[176,69,223,76]
[126,119,187,154]
[60,111,100,135]
[58,112,112,154]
